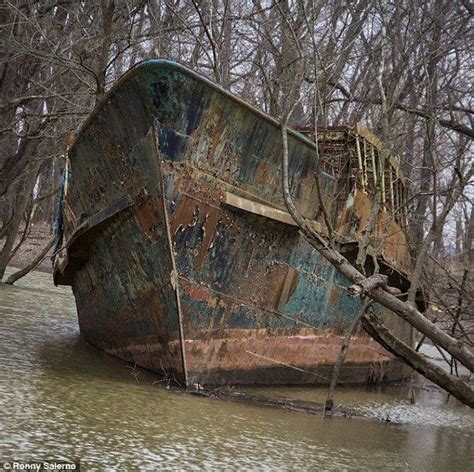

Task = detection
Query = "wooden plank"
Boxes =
[223,191,298,226]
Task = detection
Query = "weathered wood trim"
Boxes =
[223,192,298,226]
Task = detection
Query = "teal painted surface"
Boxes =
[57,60,409,385]
[67,60,363,333]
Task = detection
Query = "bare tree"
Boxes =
[1,0,472,405]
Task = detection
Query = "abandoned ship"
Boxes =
[53,59,414,388]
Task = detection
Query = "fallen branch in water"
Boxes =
[323,301,372,416]
[280,119,474,406]
[362,310,474,408]
[188,387,380,422]
[4,237,55,285]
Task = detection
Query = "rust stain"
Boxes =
[133,196,160,240]
[183,331,395,385]
[54,60,414,387]
[255,161,274,185]
[337,190,410,271]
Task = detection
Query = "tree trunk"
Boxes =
[4,237,54,285]
[324,301,371,416]
[0,162,40,280]
[362,311,474,408]
[281,122,474,374]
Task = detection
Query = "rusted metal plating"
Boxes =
[54,60,413,387]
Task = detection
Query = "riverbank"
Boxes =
[1,269,472,470]
[8,222,54,274]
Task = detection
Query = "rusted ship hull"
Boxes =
[54,60,412,387]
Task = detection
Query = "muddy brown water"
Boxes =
[0,269,472,471]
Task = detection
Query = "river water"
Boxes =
[0,270,472,471]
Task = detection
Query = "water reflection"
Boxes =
[0,269,472,471]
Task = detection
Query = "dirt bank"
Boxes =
[8,222,54,274]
